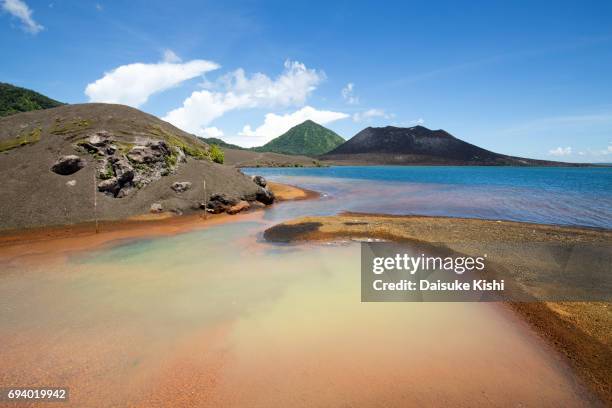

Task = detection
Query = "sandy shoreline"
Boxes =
[263,212,612,405]
[266,181,320,201]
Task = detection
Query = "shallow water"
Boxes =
[0,214,595,406]
[245,166,612,228]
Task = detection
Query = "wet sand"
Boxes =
[264,212,612,404]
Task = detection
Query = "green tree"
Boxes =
[209,144,224,164]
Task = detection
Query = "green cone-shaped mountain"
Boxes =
[254,120,345,156]
[0,83,64,117]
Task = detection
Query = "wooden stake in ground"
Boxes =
[93,166,99,233]
[203,179,207,220]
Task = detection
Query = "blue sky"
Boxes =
[1,0,611,161]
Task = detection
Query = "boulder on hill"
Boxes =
[171,181,192,193]
[252,175,267,188]
[110,157,134,184]
[256,187,275,205]
[150,203,163,213]
[207,193,239,214]
[97,178,121,196]
[127,141,171,164]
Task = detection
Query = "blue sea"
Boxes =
[244,166,612,229]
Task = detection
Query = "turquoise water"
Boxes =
[244,166,612,229]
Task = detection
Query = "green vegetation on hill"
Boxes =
[252,120,345,156]
[0,83,64,117]
[0,127,42,152]
[199,137,246,150]
[209,144,224,164]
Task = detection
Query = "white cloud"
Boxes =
[568,145,612,161]
[589,145,612,156]
[162,49,181,63]
[237,106,348,147]
[163,60,324,135]
[341,83,359,104]
[85,56,219,107]
[353,108,392,122]
[1,0,43,34]
[548,146,572,156]
[201,126,224,138]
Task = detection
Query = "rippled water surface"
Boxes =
[245,166,612,228]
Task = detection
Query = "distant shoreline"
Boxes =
[240,162,611,169]
[316,160,607,167]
